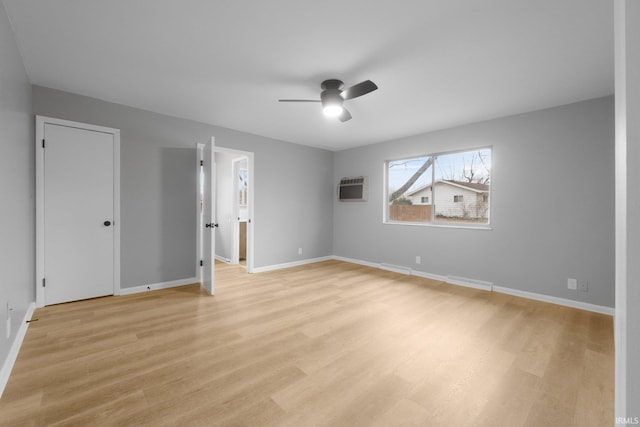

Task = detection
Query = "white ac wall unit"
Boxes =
[338,176,367,202]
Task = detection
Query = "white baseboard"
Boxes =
[379,263,412,275]
[410,269,448,282]
[118,277,199,296]
[446,275,493,291]
[332,257,489,291]
[215,255,231,263]
[252,256,334,273]
[493,286,615,316]
[114,259,614,315]
[331,256,613,316]
[0,302,36,398]
[332,256,380,269]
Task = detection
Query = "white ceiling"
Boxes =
[3,0,613,151]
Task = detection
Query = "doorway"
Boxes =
[35,116,121,307]
[232,156,249,267]
[196,141,254,289]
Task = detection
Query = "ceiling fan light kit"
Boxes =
[279,79,378,122]
[323,103,343,117]
[322,95,344,117]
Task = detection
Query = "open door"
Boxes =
[197,142,254,291]
[201,140,216,295]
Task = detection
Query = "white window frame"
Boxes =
[383,146,492,229]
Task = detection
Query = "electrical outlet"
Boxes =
[298,248,303,255]
[577,279,588,292]
[415,256,421,264]
[567,278,577,290]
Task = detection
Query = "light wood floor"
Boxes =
[0,260,613,426]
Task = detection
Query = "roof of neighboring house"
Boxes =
[443,180,489,192]
[407,180,489,196]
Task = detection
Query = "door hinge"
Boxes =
[200,160,204,166]
[42,139,45,148]
[200,260,203,267]
[42,278,46,287]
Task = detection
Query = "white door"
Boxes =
[201,141,216,295]
[39,120,118,305]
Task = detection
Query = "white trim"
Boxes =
[0,303,36,398]
[446,275,493,291]
[252,256,334,273]
[409,269,448,282]
[117,277,198,296]
[215,255,232,264]
[36,118,44,306]
[379,263,412,275]
[36,116,121,307]
[331,256,613,316]
[492,286,614,316]
[113,129,121,299]
[382,221,493,231]
[246,154,255,274]
[332,257,487,290]
[332,256,380,269]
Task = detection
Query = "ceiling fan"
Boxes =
[279,79,378,122]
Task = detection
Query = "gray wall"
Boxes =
[333,96,615,308]
[0,2,34,375]
[33,86,334,288]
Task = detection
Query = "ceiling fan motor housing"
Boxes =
[321,79,345,109]
[321,79,344,91]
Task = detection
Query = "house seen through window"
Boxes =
[385,147,491,226]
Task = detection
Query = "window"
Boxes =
[385,147,491,226]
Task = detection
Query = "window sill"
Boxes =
[383,220,493,230]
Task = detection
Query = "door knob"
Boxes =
[205,223,219,228]
[104,220,112,227]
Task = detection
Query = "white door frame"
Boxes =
[35,116,121,307]
[196,139,255,276]
[231,155,248,265]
